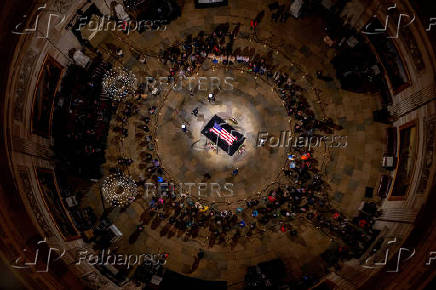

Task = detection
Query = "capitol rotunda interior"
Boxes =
[0,0,436,289]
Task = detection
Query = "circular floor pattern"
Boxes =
[89,10,389,286]
[156,68,289,203]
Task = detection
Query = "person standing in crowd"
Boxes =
[192,107,199,117]
[208,93,215,103]
[251,10,265,31]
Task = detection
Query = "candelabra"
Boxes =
[102,67,137,101]
[101,174,138,207]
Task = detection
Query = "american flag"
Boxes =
[209,123,237,146]
[201,115,245,156]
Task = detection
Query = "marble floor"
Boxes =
[155,68,289,202]
[80,0,389,287]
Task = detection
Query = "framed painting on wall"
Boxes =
[35,168,79,240]
[389,121,418,201]
[31,55,64,137]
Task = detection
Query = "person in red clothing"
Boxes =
[301,152,311,160]
[250,10,265,31]
[250,20,257,31]
[268,195,276,202]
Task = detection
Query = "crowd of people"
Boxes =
[30,0,399,286]
[99,24,382,266]
[55,16,381,287]
[53,58,114,180]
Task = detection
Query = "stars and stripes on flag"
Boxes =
[201,115,245,156]
[209,123,237,146]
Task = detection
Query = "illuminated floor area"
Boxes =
[7,0,436,289]
[76,1,388,286]
[155,69,288,200]
[81,0,389,214]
